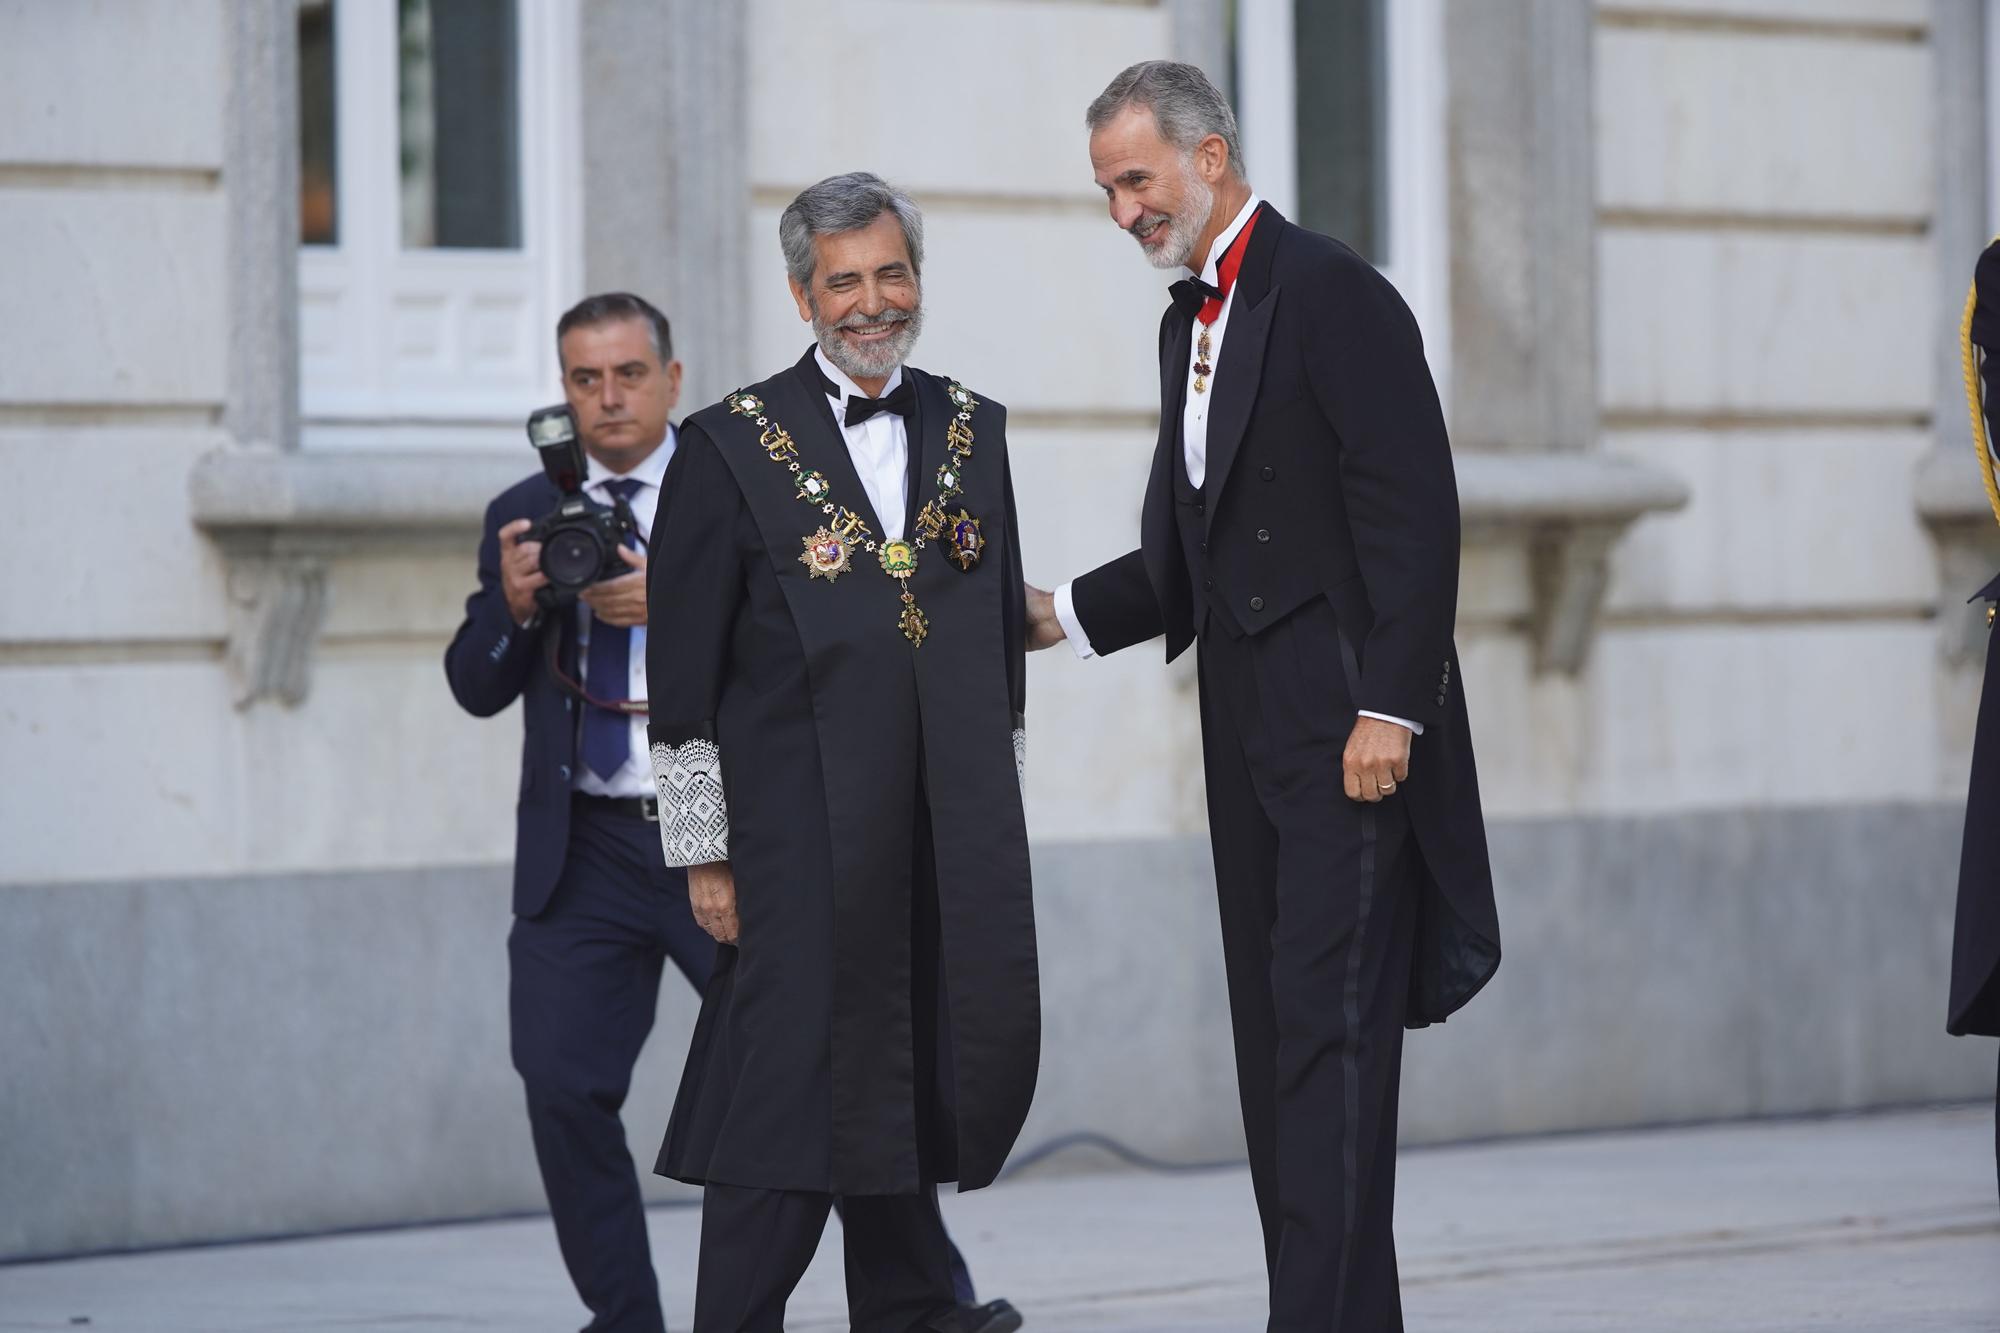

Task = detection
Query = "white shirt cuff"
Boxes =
[1052,581,1097,660]
[1358,710,1424,737]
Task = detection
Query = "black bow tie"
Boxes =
[1169,276,1222,319]
[840,378,916,427]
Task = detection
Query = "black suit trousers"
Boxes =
[509,802,718,1333]
[510,803,978,1331]
[690,782,963,1332]
[1197,600,1421,1333]
[693,1185,959,1333]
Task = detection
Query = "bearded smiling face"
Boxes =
[1090,102,1225,273]
[789,211,925,387]
[812,293,925,382]
[1126,160,1213,271]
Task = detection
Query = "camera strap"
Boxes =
[544,624,648,716]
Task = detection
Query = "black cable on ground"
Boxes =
[998,1132,1245,1180]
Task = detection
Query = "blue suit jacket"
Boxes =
[445,472,583,919]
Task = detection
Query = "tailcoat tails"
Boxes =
[645,351,1038,1198]
[1949,572,2000,1041]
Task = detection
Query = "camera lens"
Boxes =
[541,527,606,589]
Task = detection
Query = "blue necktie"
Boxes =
[580,478,643,781]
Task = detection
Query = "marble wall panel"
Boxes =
[1598,229,1932,415]
[0,0,226,168]
[747,0,1168,199]
[1596,26,1931,218]
[0,190,228,405]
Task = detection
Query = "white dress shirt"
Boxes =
[1052,197,1421,735]
[815,345,911,542]
[574,426,675,798]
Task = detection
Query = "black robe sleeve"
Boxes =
[1304,256,1461,728]
[646,421,746,867]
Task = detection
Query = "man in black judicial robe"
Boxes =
[1948,237,2000,1202]
[644,173,1037,1333]
[1027,63,1501,1330]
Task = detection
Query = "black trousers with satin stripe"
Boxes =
[1197,600,1422,1333]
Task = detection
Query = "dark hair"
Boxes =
[556,292,674,367]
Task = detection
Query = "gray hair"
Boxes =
[1085,60,1245,177]
[778,172,926,291]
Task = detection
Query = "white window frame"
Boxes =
[1234,0,1450,404]
[299,0,582,449]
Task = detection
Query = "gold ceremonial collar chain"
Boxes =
[727,380,985,646]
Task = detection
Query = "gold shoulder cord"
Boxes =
[1959,248,2000,626]
[1958,257,2000,531]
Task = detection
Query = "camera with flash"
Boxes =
[524,404,639,608]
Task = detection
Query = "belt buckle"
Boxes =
[640,795,660,822]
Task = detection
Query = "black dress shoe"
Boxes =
[916,1299,1024,1333]
[958,1299,1024,1333]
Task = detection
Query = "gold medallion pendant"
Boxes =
[878,539,918,578]
[944,510,984,571]
[799,527,854,581]
[877,540,928,644]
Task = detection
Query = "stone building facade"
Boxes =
[2,0,1994,1259]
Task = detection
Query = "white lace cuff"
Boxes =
[1012,726,1026,797]
[649,738,729,867]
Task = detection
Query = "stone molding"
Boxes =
[1458,452,1688,673]
[189,449,528,707]
[189,445,1683,701]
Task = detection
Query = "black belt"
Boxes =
[571,791,661,822]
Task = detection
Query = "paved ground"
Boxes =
[2,1106,1995,1332]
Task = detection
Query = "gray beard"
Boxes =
[813,303,925,383]
[1136,167,1215,271]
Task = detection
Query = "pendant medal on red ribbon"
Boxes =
[1192,206,1260,395]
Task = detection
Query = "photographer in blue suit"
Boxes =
[446,292,706,1333]
[446,293,1010,1333]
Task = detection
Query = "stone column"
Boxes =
[1936,0,1988,461]
[580,0,749,409]
[1444,0,1597,454]
[224,0,300,453]
[1168,0,1231,85]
